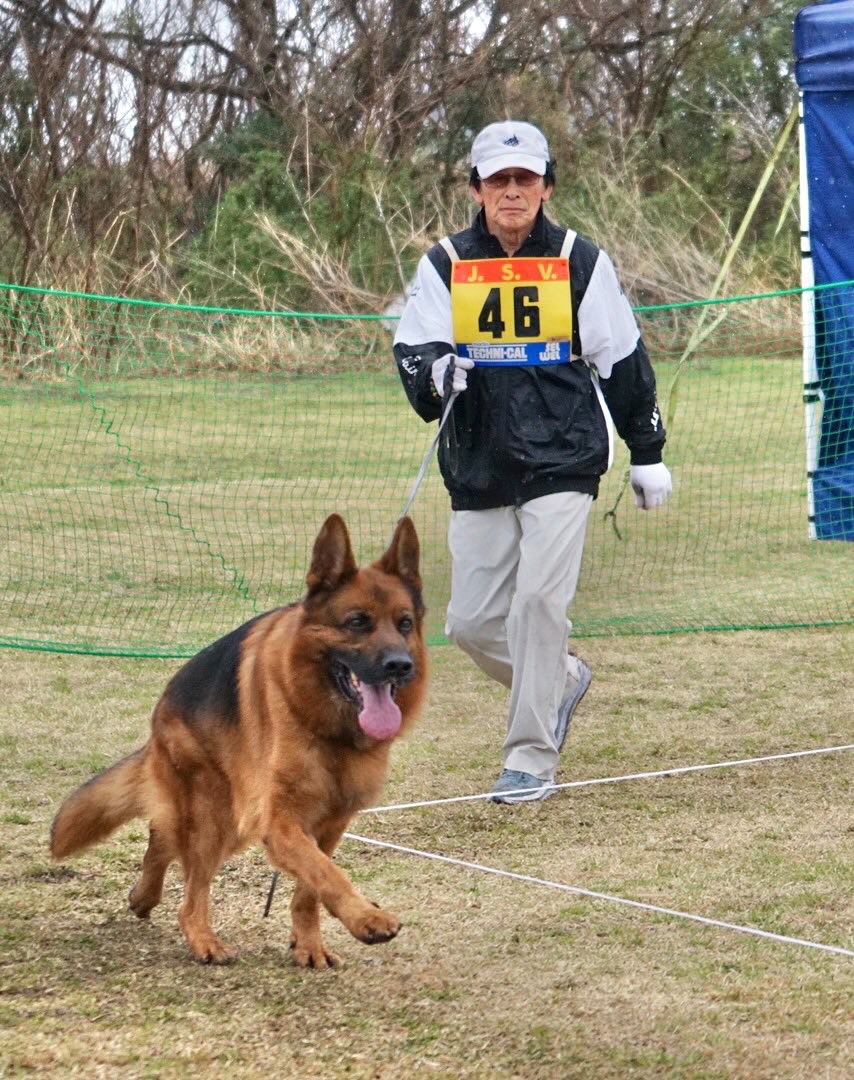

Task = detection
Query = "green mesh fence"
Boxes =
[0,281,851,657]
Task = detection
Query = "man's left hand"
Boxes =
[630,463,672,510]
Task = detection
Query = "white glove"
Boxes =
[630,462,672,510]
[431,354,474,397]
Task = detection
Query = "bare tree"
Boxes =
[0,0,794,294]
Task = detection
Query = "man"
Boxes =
[393,120,672,803]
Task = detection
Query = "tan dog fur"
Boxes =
[50,514,427,968]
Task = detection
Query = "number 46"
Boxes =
[478,286,541,339]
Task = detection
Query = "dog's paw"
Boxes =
[353,904,401,945]
[289,934,342,969]
[336,895,401,944]
[128,883,158,919]
[189,933,239,965]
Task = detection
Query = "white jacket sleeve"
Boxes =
[393,254,457,421]
[577,250,640,379]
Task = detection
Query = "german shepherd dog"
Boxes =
[50,514,427,968]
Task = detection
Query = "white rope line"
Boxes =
[363,743,854,814]
[344,832,854,959]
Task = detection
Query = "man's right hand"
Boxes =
[431,354,474,397]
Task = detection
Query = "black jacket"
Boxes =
[393,208,665,510]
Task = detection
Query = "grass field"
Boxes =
[1,290,851,1075]
[0,354,851,655]
[1,627,851,1078]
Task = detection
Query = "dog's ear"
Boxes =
[306,514,358,594]
[378,516,422,594]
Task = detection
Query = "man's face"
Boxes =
[470,169,552,237]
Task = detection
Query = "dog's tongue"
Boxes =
[357,682,402,740]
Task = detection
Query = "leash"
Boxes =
[263,388,460,919]
[397,389,459,521]
[263,872,278,918]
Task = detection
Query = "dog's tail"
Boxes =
[50,747,149,860]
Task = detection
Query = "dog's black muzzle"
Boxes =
[330,648,415,705]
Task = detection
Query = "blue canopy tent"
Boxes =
[795,0,854,539]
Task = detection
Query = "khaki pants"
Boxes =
[445,491,593,779]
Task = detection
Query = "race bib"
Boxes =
[451,257,572,365]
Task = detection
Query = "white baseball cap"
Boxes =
[470,121,550,179]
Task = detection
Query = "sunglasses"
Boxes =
[480,171,543,190]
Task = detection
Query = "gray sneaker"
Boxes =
[554,657,592,751]
[490,769,556,804]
